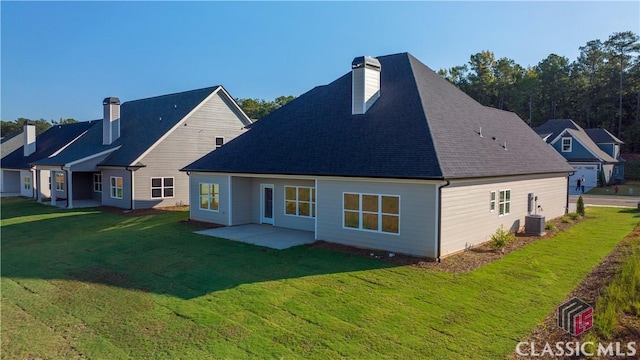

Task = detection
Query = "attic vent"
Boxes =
[477,127,483,137]
[174,104,177,109]
[503,141,507,150]
[159,117,162,121]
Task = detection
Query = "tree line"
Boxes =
[438,31,640,152]
[1,118,78,138]
[236,95,295,120]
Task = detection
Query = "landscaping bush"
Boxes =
[568,213,580,221]
[561,217,571,224]
[545,223,557,231]
[490,225,515,251]
[576,196,585,217]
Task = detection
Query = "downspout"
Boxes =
[126,167,135,211]
[566,171,575,215]
[60,166,69,208]
[436,180,451,263]
[30,167,36,199]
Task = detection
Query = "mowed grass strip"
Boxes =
[1,198,638,358]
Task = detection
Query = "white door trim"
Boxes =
[260,183,274,225]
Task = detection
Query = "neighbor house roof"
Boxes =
[534,119,580,144]
[535,119,620,164]
[1,131,24,159]
[584,128,624,144]
[34,86,241,167]
[184,52,573,179]
[1,121,98,170]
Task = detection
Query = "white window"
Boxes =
[55,173,65,191]
[110,176,123,199]
[499,189,511,216]
[561,137,572,152]
[343,193,400,234]
[199,183,219,212]
[151,177,174,198]
[93,173,102,192]
[284,186,316,218]
[490,191,496,211]
[215,137,224,149]
[24,176,31,190]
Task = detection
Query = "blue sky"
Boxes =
[1,1,638,122]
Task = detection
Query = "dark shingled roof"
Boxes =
[584,128,624,144]
[184,53,573,179]
[1,121,98,170]
[34,86,221,167]
[534,119,580,143]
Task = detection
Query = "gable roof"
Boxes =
[1,121,98,170]
[534,119,580,143]
[184,53,573,179]
[34,86,249,168]
[584,128,624,144]
[557,128,618,163]
[1,131,24,159]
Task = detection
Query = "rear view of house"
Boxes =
[31,86,252,209]
[183,53,573,259]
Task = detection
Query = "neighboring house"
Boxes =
[1,121,98,197]
[31,86,252,209]
[183,53,573,260]
[584,128,625,183]
[534,119,623,195]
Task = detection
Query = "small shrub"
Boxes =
[568,212,580,221]
[561,217,571,224]
[576,196,585,216]
[545,223,557,231]
[491,225,515,251]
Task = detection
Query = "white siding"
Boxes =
[440,174,568,257]
[231,176,252,225]
[1,170,20,193]
[317,179,439,257]
[19,170,33,197]
[136,91,249,208]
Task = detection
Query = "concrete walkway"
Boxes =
[195,224,315,250]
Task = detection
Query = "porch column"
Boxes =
[50,171,57,206]
[66,169,73,209]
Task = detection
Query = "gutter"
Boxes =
[436,180,451,263]
[126,166,136,211]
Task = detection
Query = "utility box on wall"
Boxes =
[525,214,546,236]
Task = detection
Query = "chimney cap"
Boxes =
[352,56,381,70]
[103,97,121,105]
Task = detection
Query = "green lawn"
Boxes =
[587,180,640,196]
[1,198,638,359]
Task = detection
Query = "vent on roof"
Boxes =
[103,97,121,145]
[352,56,381,115]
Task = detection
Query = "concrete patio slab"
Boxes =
[195,224,315,250]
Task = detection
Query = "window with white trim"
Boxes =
[199,183,219,211]
[215,137,224,149]
[93,173,102,192]
[285,186,316,218]
[24,176,31,190]
[343,193,399,234]
[110,176,123,199]
[55,173,65,191]
[499,189,511,216]
[490,191,496,211]
[151,177,174,198]
[561,137,572,152]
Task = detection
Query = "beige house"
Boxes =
[183,53,573,259]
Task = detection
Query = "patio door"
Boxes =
[260,184,274,225]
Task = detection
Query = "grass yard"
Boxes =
[587,180,640,196]
[1,198,638,359]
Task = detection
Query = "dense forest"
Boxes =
[438,31,640,152]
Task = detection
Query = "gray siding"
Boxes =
[231,176,252,225]
[189,172,230,225]
[248,178,315,232]
[440,174,567,257]
[136,91,249,208]
[101,168,132,208]
[1,170,20,193]
[316,180,438,257]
